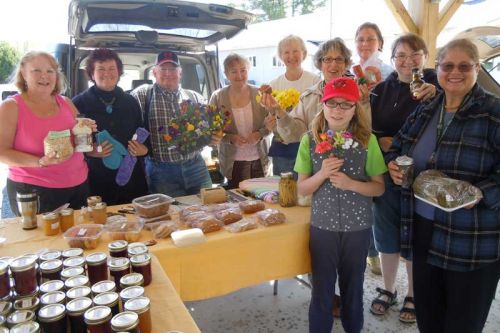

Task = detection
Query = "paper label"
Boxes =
[47,129,71,139]
[77,228,87,237]
[52,222,60,230]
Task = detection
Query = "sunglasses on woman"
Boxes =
[438,62,477,73]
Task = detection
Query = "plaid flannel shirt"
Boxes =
[386,84,500,272]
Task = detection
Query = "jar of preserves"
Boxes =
[39,291,66,306]
[60,208,75,232]
[39,280,64,294]
[279,172,297,207]
[127,243,148,257]
[38,303,67,333]
[13,296,39,312]
[39,259,63,282]
[64,275,90,290]
[119,273,144,290]
[61,266,85,281]
[84,305,113,333]
[111,311,139,333]
[66,286,92,300]
[66,297,93,333]
[119,286,144,304]
[0,300,13,317]
[62,248,84,260]
[39,250,62,262]
[10,256,38,296]
[93,292,119,317]
[108,240,128,258]
[91,203,108,225]
[6,309,35,328]
[108,257,130,291]
[124,296,152,333]
[130,254,152,286]
[63,256,86,269]
[86,252,108,285]
[92,280,116,295]
[42,212,60,236]
[0,260,10,299]
[9,321,40,333]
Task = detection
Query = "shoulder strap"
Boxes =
[143,85,154,131]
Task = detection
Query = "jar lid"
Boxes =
[40,291,65,305]
[39,250,62,262]
[61,266,85,280]
[84,305,112,325]
[7,309,35,325]
[93,292,119,307]
[85,252,107,265]
[280,172,294,179]
[119,286,144,301]
[10,256,36,272]
[395,155,414,166]
[0,301,13,315]
[91,280,116,294]
[127,243,148,256]
[93,202,106,209]
[66,286,91,299]
[40,280,65,294]
[9,321,40,333]
[42,212,58,220]
[130,253,151,266]
[0,314,4,326]
[108,240,128,252]
[61,248,83,259]
[13,296,39,310]
[66,297,93,316]
[40,259,63,273]
[63,256,85,268]
[64,275,89,289]
[0,260,8,275]
[111,311,139,331]
[60,208,74,216]
[124,296,150,314]
[120,273,144,287]
[108,257,130,271]
[38,303,66,322]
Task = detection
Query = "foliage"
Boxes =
[0,41,20,83]
[239,0,326,22]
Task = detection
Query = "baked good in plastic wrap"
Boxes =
[132,193,174,218]
[139,213,171,226]
[214,207,243,225]
[105,217,144,242]
[190,216,223,233]
[44,129,74,160]
[205,202,239,213]
[256,208,286,226]
[239,200,266,214]
[413,170,483,211]
[151,221,180,239]
[182,211,214,227]
[179,205,206,222]
[63,224,103,249]
[225,218,259,233]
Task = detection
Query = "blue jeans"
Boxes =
[1,185,14,218]
[272,156,296,176]
[145,154,212,197]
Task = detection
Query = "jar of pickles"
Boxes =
[67,297,93,333]
[38,303,67,332]
[108,257,130,291]
[60,208,75,232]
[130,254,152,286]
[39,280,65,294]
[91,203,108,225]
[42,212,60,236]
[84,305,113,333]
[108,240,128,258]
[66,286,92,300]
[119,286,145,304]
[0,260,10,299]
[10,256,38,296]
[39,291,66,306]
[93,292,119,317]
[40,259,63,282]
[124,296,152,333]
[279,172,297,207]
[92,280,116,295]
[61,266,85,281]
[86,252,108,285]
[111,311,140,333]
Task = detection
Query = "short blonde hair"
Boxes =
[15,51,66,95]
[223,53,250,73]
[277,35,307,61]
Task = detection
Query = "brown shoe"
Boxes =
[332,294,341,318]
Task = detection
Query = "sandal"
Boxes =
[370,287,397,316]
[399,296,416,324]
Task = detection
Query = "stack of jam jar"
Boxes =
[0,241,153,332]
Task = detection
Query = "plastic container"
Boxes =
[67,297,93,333]
[138,213,171,225]
[105,220,144,243]
[132,194,173,218]
[38,303,67,332]
[124,296,152,333]
[64,224,104,249]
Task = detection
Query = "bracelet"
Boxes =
[38,158,47,168]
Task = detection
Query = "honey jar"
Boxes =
[60,208,75,232]
[42,212,60,236]
[92,203,108,225]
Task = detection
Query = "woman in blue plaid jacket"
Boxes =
[385,38,500,333]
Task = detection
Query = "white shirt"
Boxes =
[269,70,320,93]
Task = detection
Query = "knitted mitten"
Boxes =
[96,130,129,170]
[115,127,150,186]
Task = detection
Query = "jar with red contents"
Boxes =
[0,300,13,318]
[39,280,65,294]
[92,280,116,295]
[67,296,93,333]
[10,256,38,296]
[39,259,63,282]
[39,250,62,263]
[124,296,152,333]
[40,290,66,306]
[86,252,108,285]
[62,248,84,260]
[64,275,90,290]
[61,266,85,281]
[127,243,148,257]
[0,260,10,299]
[130,254,152,286]
[9,321,40,333]
[108,240,128,258]
[84,305,113,333]
[67,286,92,300]
[6,309,35,327]
[63,256,86,270]
[119,286,145,304]
[38,303,67,332]
[107,257,130,291]
[13,295,39,312]
[111,311,140,333]
[93,292,119,317]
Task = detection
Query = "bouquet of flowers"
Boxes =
[315,129,358,157]
[256,87,301,112]
[161,101,231,153]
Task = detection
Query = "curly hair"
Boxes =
[85,48,124,82]
[14,51,66,95]
[313,38,352,71]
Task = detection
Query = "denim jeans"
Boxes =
[1,185,14,218]
[145,154,212,197]
[272,156,297,178]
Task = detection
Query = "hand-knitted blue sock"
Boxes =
[96,130,129,170]
[115,128,150,186]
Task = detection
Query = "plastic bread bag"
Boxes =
[204,202,239,213]
[225,218,259,233]
[239,199,266,214]
[151,221,180,239]
[190,216,223,233]
[214,207,243,225]
[179,205,206,222]
[256,208,286,226]
[44,129,74,159]
[182,211,215,228]
[412,170,483,209]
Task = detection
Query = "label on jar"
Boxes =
[22,299,31,308]
[51,222,60,230]
[77,228,87,237]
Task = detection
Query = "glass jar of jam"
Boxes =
[92,280,116,295]
[93,292,119,317]
[6,309,35,328]
[10,256,38,296]
[67,286,92,300]
[9,321,40,333]
[127,243,148,257]
[119,286,144,305]
[124,296,152,333]
[66,296,93,333]
[42,212,60,236]
[39,259,63,282]
[119,273,144,290]
[84,305,113,333]
[38,303,67,332]
[60,208,75,232]
[130,254,152,286]
[91,203,108,225]
[64,275,89,290]
[39,280,65,294]
[108,240,128,258]
[63,256,86,269]
[61,266,85,281]
[40,291,66,306]
[111,311,139,333]
[86,252,108,285]
[13,296,39,312]
[39,250,62,263]
[0,300,13,317]
[108,257,130,291]
[0,260,10,299]
[62,248,84,260]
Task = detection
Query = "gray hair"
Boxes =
[437,38,479,64]
[313,38,352,71]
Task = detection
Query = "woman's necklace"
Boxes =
[98,96,116,114]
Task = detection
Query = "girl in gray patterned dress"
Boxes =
[294,77,387,333]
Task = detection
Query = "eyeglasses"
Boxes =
[393,52,424,62]
[321,57,345,64]
[324,101,355,110]
[438,62,477,73]
[355,37,378,44]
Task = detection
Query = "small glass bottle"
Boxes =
[130,253,152,286]
[108,257,130,291]
[10,256,38,296]
[410,68,425,99]
[60,208,75,232]
[108,240,128,258]
[110,311,140,333]
[39,259,63,282]
[42,212,60,236]
[279,172,297,207]
[0,260,10,299]
[66,297,93,333]
[37,303,67,332]
[86,252,108,285]
[93,292,119,317]
[84,305,113,333]
[124,296,152,333]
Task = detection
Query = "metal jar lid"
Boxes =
[93,291,119,307]
[395,155,414,166]
[63,256,85,268]
[124,296,150,314]
[40,291,65,306]
[60,208,74,217]
[119,286,144,302]
[40,280,65,294]
[84,305,112,325]
[61,248,83,259]
[108,257,130,271]
[127,243,148,256]
[65,275,89,289]
[41,212,59,221]
[9,256,36,272]
[66,297,93,316]
[7,309,35,326]
[16,192,37,201]
[91,280,116,294]
[86,252,107,266]
[120,273,143,288]
[61,266,85,280]
[66,286,92,300]
[0,300,13,316]
[280,172,294,179]
[9,321,40,333]
[38,303,66,323]
[130,253,151,267]
[40,259,63,273]
[13,296,39,311]
[0,260,8,275]
[108,240,128,252]
[39,250,62,262]
[111,311,139,331]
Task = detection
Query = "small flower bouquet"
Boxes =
[256,88,301,112]
[161,101,231,153]
[315,129,359,157]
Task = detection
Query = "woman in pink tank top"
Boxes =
[0,51,90,215]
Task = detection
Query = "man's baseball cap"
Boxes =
[156,51,180,67]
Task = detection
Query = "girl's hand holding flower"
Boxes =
[246,131,262,145]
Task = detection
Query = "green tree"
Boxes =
[245,0,287,22]
[0,41,20,83]
[291,0,326,16]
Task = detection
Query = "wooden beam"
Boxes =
[438,0,463,34]
[384,0,419,34]
[407,0,440,67]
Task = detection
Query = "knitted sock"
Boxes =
[115,127,150,186]
[96,130,129,170]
